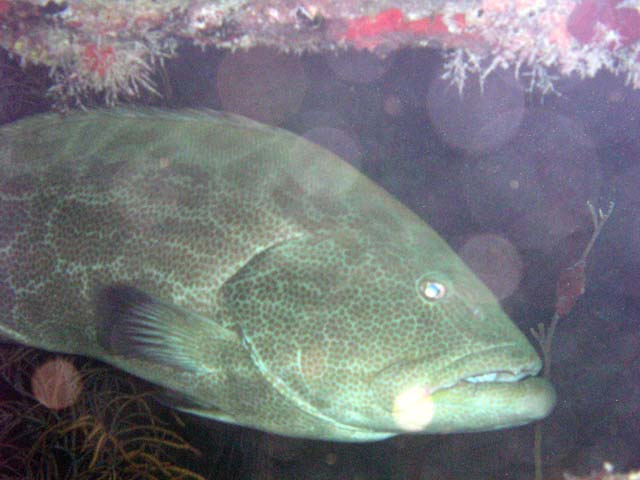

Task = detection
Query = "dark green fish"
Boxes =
[0,109,555,441]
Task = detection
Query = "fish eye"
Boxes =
[418,279,447,301]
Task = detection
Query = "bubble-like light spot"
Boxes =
[258,434,302,462]
[426,71,525,153]
[325,452,338,465]
[611,165,640,269]
[462,149,542,228]
[460,234,523,300]
[294,110,346,132]
[302,127,362,170]
[522,113,600,209]
[393,385,435,431]
[463,110,601,251]
[608,88,625,104]
[284,128,362,199]
[326,51,389,84]
[31,357,82,410]
[216,47,307,125]
[383,94,404,117]
[505,112,601,251]
[509,201,585,252]
[581,441,633,473]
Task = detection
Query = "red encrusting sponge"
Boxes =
[344,8,467,48]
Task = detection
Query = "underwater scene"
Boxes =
[0,1,639,479]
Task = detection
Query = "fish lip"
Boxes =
[427,343,542,394]
[370,343,542,401]
[432,369,535,395]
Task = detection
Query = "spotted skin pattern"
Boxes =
[0,109,555,441]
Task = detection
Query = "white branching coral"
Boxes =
[441,48,484,96]
[48,33,176,107]
[441,0,640,96]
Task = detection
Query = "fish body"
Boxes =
[0,109,555,441]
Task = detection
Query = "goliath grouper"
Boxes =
[0,109,555,441]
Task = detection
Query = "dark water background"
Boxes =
[1,45,639,479]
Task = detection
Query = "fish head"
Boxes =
[220,204,555,440]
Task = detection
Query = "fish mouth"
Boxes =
[433,343,542,389]
[376,344,556,433]
[373,343,542,396]
[416,374,556,433]
[429,342,542,392]
[463,370,529,383]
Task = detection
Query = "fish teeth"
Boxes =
[463,370,532,383]
[465,372,499,383]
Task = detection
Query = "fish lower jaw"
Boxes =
[391,375,556,434]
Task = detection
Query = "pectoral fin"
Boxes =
[96,284,239,374]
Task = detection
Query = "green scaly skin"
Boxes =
[0,109,555,441]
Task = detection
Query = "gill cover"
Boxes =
[220,231,391,426]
